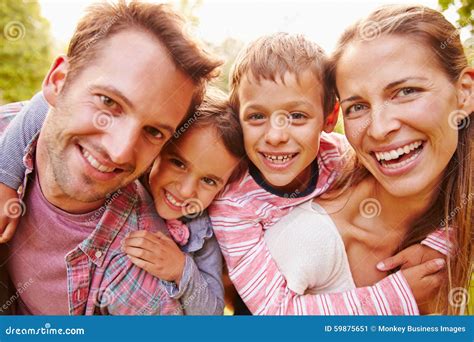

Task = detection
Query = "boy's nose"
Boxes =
[264,125,290,146]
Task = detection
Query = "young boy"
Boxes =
[208,33,450,315]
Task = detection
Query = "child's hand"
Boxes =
[376,244,446,271]
[122,230,186,284]
[400,258,446,310]
[0,184,23,243]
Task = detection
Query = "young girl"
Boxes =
[0,87,246,315]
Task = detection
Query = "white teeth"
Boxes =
[374,140,423,162]
[381,149,421,169]
[263,153,295,163]
[82,149,115,173]
[165,191,184,207]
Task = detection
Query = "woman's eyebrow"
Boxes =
[384,77,429,91]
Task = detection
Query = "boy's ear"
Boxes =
[456,68,474,117]
[42,55,69,108]
[323,101,340,133]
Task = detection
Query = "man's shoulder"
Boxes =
[0,100,28,133]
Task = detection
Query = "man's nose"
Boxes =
[101,119,141,168]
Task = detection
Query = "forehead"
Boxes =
[77,29,195,123]
[165,127,238,176]
[238,70,324,110]
[336,35,444,90]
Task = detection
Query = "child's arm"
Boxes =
[123,229,224,315]
[0,93,49,242]
[209,201,445,315]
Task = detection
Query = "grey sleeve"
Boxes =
[161,236,225,315]
[0,92,48,189]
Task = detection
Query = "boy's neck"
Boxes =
[249,160,319,198]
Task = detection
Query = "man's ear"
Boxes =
[323,101,340,133]
[456,67,474,116]
[42,55,69,108]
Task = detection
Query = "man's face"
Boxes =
[40,30,195,207]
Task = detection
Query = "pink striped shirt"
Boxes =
[209,132,450,315]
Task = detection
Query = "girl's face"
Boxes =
[149,126,239,220]
[337,35,473,199]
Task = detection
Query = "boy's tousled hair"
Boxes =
[229,32,336,117]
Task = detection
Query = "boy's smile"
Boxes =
[238,70,331,193]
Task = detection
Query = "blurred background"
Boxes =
[1,0,473,314]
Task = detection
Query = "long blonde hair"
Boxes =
[326,5,473,315]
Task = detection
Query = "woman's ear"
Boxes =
[42,55,69,108]
[323,101,340,133]
[456,67,474,115]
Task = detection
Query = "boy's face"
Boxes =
[149,126,239,220]
[238,70,329,193]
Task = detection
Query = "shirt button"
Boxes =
[95,251,103,258]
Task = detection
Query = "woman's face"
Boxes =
[337,35,471,199]
[149,126,239,220]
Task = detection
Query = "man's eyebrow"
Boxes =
[383,77,429,91]
[89,85,135,110]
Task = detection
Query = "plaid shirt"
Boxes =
[0,101,182,315]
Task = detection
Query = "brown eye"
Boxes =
[100,95,116,107]
[144,126,163,139]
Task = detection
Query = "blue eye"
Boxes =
[345,103,368,115]
[144,126,163,139]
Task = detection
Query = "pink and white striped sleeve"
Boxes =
[420,228,453,256]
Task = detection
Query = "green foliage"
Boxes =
[0,0,53,104]
[439,0,473,33]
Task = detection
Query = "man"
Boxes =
[0,1,220,315]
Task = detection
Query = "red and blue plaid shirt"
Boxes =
[0,101,182,315]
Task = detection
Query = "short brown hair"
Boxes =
[229,32,336,117]
[66,0,222,112]
[172,87,247,182]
